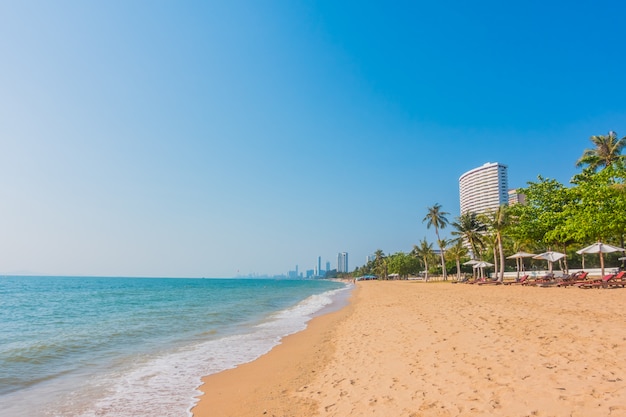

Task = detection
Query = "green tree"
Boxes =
[446,238,469,281]
[423,203,449,279]
[565,164,626,245]
[480,205,510,282]
[508,176,572,249]
[451,212,486,260]
[576,131,626,171]
[412,238,435,281]
[386,252,421,278]
[373,249,387,279]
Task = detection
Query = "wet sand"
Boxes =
[192,281,626,417]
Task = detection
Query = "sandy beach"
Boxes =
[192,281,626,417]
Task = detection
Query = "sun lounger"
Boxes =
[504,275,529,285]
[524,273,555,286]
[477,279,503,285]
[607,271,626,288]
[578,273,616,289]
[557,271,588,287]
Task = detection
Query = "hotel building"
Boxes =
[337,252,349,273]
[459,162,509,214]
[508,188,526,206]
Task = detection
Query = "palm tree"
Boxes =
[423,203,449,280]
[373,249,386,279]
[446,239,468,281]
[451,212,486,260]
[480,205,510,282]
[576,131,626,171]
[412,238,434,281]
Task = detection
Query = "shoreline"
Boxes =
[192,281,626,417]
[191,283,358,416]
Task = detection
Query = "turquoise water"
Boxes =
[0,276,350,417]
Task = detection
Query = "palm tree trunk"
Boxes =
[561,244,569,274]
[498,233,505,282]
[493,245,498,280]
[435,228,446,280]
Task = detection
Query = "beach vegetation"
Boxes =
[423,204,450,280]
[357,131,626,280]
[412,238,436,280]
[446,239,468,280]
[451,212,486,260]
[479,205,510,282]
[576,131,626,172]
[385,252,421,278]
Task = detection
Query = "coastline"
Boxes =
[191,283,357,417]
[192,281,626,417]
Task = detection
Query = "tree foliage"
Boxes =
[423,203,450,279]
[576,131,626,171]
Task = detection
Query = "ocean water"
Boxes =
[0,276,350,417]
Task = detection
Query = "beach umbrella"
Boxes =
[576,242,625,278]
[532,251,565,273]
[472,261,493,279]
[463,259,480,279]
[506,251,536,279]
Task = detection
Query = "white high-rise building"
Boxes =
[459,162,509,214]
[337,252,349,273]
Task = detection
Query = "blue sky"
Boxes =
[1,1,625,277]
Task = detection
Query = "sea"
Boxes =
[0,276,351,417]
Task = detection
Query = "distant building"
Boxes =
[325,261,331,272]
[337,252,349,273]
[459,162,509,214]
[508,188,526,206]
[366,254,376,264]
[317,256,322,276]
[288,264,300,279]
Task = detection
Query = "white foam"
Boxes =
[48,283,351,417]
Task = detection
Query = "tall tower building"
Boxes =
[317,256,322,276]
[337,252,349,273]
[459,162,509,214]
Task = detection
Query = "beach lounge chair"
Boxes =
[504,275,529,285]
[607,271,626,288]
[477,278,503,285]
[578,273,616,289]
[556,271,588,287]
[524,273,555,286]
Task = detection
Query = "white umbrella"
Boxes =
[619,256,626,261]
[507,251,536,258]
[472,261,493,279]
[576,242,625,277]
[533,251,566,273]
[463,259,480,279]
[506,251,536,279]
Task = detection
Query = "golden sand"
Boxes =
[192,281,626,417]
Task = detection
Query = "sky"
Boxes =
[1,1,625,277]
